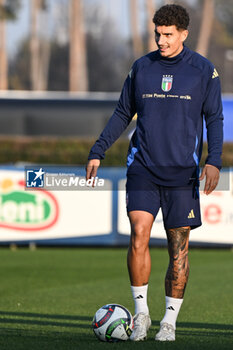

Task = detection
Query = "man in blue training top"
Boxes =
[86,4,223,342]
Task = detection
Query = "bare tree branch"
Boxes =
[129,0,143,58]
[30,0,40,90]
[69,0,88,92]
[0,0,7,89]
[146,0,157,52]
[196,0,214,57]
[30,0,51,90]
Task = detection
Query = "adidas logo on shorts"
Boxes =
[188,209,195,219]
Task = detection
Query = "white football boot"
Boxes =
[130,313,151,341]
[155,322,175,341]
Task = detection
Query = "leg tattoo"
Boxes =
[165,227,190,298]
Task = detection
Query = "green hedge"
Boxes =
[0,137,232,167]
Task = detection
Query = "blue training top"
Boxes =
[88,46,223,187]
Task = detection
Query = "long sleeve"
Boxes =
[203,70,224,168]
[88,67,136,160]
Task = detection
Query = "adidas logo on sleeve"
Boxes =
[212,68,219,79]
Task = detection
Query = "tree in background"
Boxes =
[0,0,20,89]
[145,0,157,52]
[196,0,214,57]
[9,39,30,90]
[7,0,233,93]
[0,0,7,89]
[48,0,69,91]
[85,5,132,92]
[30,0,50,90]
[69,0,88,91]
[209,0,233,93]
[129,0,143,58]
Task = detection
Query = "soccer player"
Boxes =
[86,4,223,342]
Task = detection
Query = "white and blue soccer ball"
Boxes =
[92,304,134,342]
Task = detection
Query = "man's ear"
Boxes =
[181,29,189,42]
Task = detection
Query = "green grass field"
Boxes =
[0,247,232,350]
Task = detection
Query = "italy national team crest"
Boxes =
[161,75,173,92]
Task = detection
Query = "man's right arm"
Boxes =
[88,66,137,162]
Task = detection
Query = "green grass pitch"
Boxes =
[0,247,232,350]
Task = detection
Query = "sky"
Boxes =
[6,0,197,58]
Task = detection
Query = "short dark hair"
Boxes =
[153,4,190,30]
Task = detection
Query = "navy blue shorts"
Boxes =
[126,174,202,230]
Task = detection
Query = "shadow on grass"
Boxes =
[0,313,232,350]
[0,311,91,321]
[0,311,91,329]
[0,311,232,334]
[0,311,94,349]
[151,320,233,340]
[0,327,95,350]
[177,321,233,331]
[152,319,233,329]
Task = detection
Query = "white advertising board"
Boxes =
[0,170,112,241]
[0,168,232,245]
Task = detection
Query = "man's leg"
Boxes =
[128,210,154,286]
[165,226,190,299]
[127,210,154,341]
[156,226,190,341]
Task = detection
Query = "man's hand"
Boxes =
[86,159,100,181]
[199,164,220,195]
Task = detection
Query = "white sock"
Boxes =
[131,285,149,315]
[161,296,183,329]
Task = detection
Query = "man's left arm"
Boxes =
[200,68,224,195]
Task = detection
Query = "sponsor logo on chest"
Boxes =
[161,75,173,92]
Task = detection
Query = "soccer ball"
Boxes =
[92,303,134,342]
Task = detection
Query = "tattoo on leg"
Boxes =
[165,227,190,298]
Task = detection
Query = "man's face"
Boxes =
[155,25,188,58]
